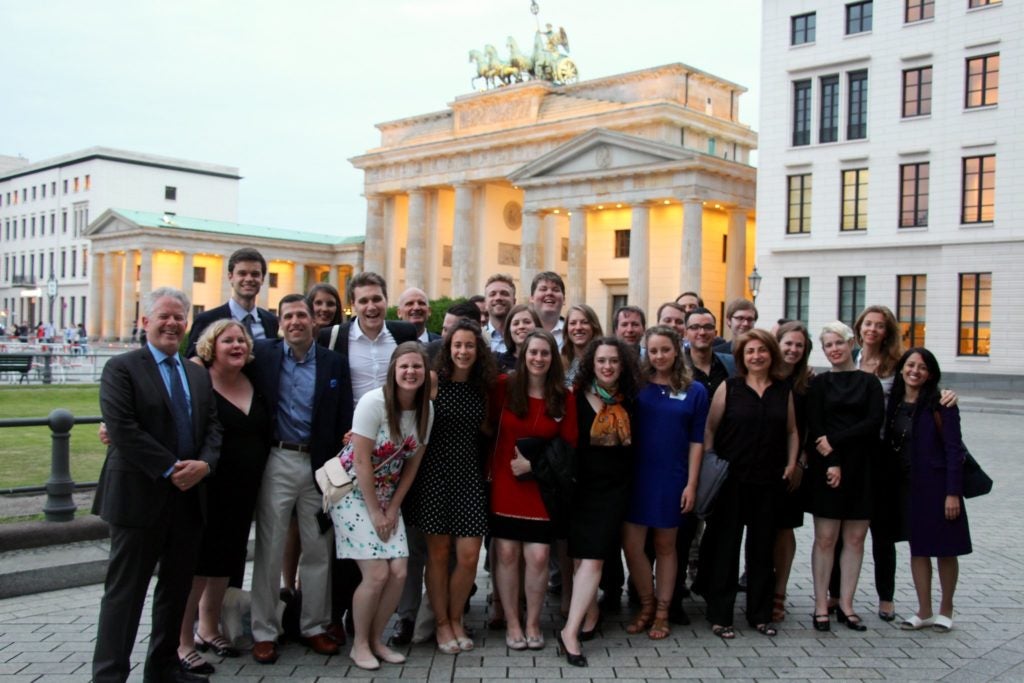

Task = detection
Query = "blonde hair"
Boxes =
[195,319,255,365]
[820,320,855,345]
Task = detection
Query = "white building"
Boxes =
[756,0,1022,381]
[0,147,240,333]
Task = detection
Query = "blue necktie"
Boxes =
[242,313,255,339]
[163,356,194,459]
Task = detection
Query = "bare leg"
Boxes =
[811,517,840,617]
[494,539,524,640]
[837,520,870,615]
[651,528,678,606]
[909,556,934,619]
[449,536,483,642]
[562,559,602,654]
[522,542,551,640]
[622,522,655,632]
[370,559,408,662]
[196,577,230,642]
[424,534,455,645]
[350,559,388,668]
[177,577,206,658]
[936,557,959,618]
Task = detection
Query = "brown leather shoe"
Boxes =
[252,640,279,664]
[325,622,347,646]
[304,633,340,655]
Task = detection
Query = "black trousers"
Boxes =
[701,476,777,627]
[93,491,201,683]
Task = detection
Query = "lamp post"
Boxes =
[747,266,762,305]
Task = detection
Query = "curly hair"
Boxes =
[507,329,567,419]
[435,319,497,400]
[854,305,903,378]
[194,319,254,366]
[641,325,692,393]
[573,336,641,401]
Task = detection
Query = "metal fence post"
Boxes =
[43,408,77,522]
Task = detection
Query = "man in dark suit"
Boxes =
[248,293,353,664]
[396,287,441,343]
[186,247,279,356]
[92,287,222,683]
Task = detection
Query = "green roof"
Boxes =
[111,209,364,246]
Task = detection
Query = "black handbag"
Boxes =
[695,448,729,520]
[933,411,991,499]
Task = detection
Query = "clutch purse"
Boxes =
[314,455,354,512]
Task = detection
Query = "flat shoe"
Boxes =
[712,625,735,640]
[932,615,954,632]
[194,632,239,657]
[456,636,474,651]
[878,610,897,622]
[350,652,380,671]
[179,650,214,675]
[373,647,406,664]
[900,615,936,630]
[437,639,461,655]
[505,634,527,651]
[755,623,777,637]
[526,634,545,650]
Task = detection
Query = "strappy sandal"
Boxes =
[195,632,239,657]
[625,595,655,635]
[772,593,786,622]
[647,600,671,640]
[756,623,778,637]
[712,625,736,640]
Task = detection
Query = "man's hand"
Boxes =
[170,460,210,491]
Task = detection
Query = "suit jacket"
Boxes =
[187,302,280,356]
[425,331,442,342]
[248,339,353,472]
[93,348,222,527]
[317,319,418,358]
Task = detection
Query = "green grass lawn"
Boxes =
[0,385,105,489]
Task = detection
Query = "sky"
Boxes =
[1,0,761,239]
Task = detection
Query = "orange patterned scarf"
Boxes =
[589,381,631,447]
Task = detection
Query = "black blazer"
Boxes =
[187,302,280,356]
[93,348,222,527]
[248,339,353,472]
[317,319,419,358]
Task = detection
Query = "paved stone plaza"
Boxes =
[1,407,1022,682]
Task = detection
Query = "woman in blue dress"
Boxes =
[623,325,708,640]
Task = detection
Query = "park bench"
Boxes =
[0,354,33,383]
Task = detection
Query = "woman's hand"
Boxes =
[371,508,394,542]
[98,422,110,445]
[510,447,532,477]
[680,483,697,513]
[826,466,841,488]
[783,462,803,492]
[815,436,833,456]
[939,389,958,408]
[944,495,961,520]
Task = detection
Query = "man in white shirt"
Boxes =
[529,271,566,350]
[484,273,516,354]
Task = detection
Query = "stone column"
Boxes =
[182,252,194,305]
[139,248,153,298]
[451,184,476,298]
[567,209,587,306]
[220,256,231,302]
[628,204,650,313]
[542,213,559,274]
[405,189,428,291]
[424,193,440,296]
[88,252,102,340]
[101,251,117,339]
[724,208,747,303]
[120,251,135,341]
[680,199,704,295]
[520,210,543,295]
[363,195,386,275]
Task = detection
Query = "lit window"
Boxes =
[268,272,279,288]
[819,75,839,143]
[841,169,869,231]
[968,0,1000,7]
[965,54,999,108]
[791,12,816,45]
[837,276,866,328]
[846,1,873,34]
[785,277,810,323]
[74,177,79,192]
[897,274,927,347]
[957,272,991,356]
[84,175,91,191]
[899,163,929,228]
[961,155,995,224]
[793,80,812,146]
[902,66,932,117]
[787,174,812,234]
[847,70,868,139]
[906,0,934,21]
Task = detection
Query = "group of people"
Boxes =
[90,247,974,681]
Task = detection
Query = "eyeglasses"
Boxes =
[731,315,757,324]
[686,324,716,332]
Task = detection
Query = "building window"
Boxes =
[73,177,80,192]
[841,169,869,231]
[71,248,77,277]
[961,155,995,224]
[846,1,873,34]
[793,79,812,146]
[838,276,866,328]
[61,210,67,234]
[193,266,206,284]
[785,277,810,323]
[965,54,999,108]
[268,272,279,288]
[84,175,91,190]
[902,66,932,117]
[819,75,839,143]
[32,186,37,200]
[899,162,929,227]
[791,12,816,45]
[63,179,68,194]
[968,0,1001,7]
[958,272,991,356]
[787,174,812,234]
[614,229,631,258]
[906,0,934,21]
[61,251,66,278]
[897,274,927,347]
[165,186,178,201]
[847,70,868,139]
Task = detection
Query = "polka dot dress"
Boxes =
[406,380,489,537]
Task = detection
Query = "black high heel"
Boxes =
[579,612,602,642]
[556,631,588,667]
[836,608,867,632]
[812,614,831,632]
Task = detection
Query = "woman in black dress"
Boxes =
[807,322,884,632]
[406,319,497,653]
[558,337,640,667]
[178,320,271,674]
[702,330,799,639]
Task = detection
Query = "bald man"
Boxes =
[397,287,440,343]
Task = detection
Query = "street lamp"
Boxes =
[747,266,762,304]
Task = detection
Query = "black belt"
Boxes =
[276,441,310,453]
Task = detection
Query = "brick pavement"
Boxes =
[1,411,1022,682]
